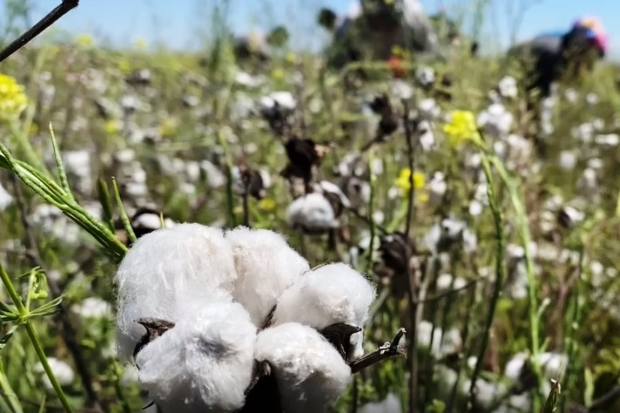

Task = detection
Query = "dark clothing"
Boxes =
[510,28,604,99]
[510,35,563,98]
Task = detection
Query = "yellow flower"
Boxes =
[76,34,94,47]
[134,38,148,50]
[271,68,284,80]
[159,117,178,137]
[285,52,296,63]
[0,73,28,120]
[391,45,404,57]
[395,168,425,192]
[105,120,119,134]
[118,59,131,74]
[443,110,481,147]
[258,197,276,213]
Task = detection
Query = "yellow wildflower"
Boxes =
[118,59,131,74]
[391,45,404,57]
[285,52,296,64]
[395,168,425,192]
[258,197,277,213]
[134,38,148,50]
[0,73,28,120]
[271,68,284,80]
[76,34,94,47]
[105,120,119,134]
[159,117,178,137]
[443,110,481,147]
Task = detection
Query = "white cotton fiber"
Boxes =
[136,301,257,413]
[272,263,376,359]
[114,223,238,360]
[255,322,352,413]
[225,227,310,326]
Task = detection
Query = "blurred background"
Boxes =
[2,0,620,57]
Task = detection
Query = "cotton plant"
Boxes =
[477,103,513,139]
[114,223,403,412]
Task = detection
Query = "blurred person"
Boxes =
[319,0,441,69]
[509,16,608,99]
[231,26,290,64]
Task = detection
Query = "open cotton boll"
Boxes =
[114,223,238,360]
[359,393,402,413]
[225,227,310,326]
[255,322,351,413]
[136,301,257,413]
[273,263,376,359]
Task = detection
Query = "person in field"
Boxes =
[318,0,441,69]
[509,16,608,99]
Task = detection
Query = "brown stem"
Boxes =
[349,328,407,374]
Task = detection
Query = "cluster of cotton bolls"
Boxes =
[115,223,379,412]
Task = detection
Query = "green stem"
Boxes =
[0,264,73,413]
[468,154,505,412]
[24,323,74,413]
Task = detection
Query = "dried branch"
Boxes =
[0,0,79,62]
[349,328,407,374]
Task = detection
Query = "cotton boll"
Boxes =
[358,393,402,413]
[114,223,238,360]
[255,323,352,413]
[34,357,75,390]
[226,227,310,326]
[286,192,340,233]
[136,302,257,413]
[72,297,112,319]
[498,76,518,99]
[477,103,513,138]
[418,98,440,120]
[273,263,376,360]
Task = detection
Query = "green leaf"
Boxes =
[111,177,137,245]
[48,122,73,201]
[97,178,115,232]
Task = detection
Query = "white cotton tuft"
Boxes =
[358,393,402,413]
[255,322,352,413]
[34,357,75,390]
[273,263,376,359]
[136,301,257,413]
[225,227,310,326]
[286,192,340,232]
[114,223,238,360]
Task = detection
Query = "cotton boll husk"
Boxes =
[225,227,310,326]
[273,263,376,359]
[136,301,257,413]
[255,322,352,413]
[115,223,237,360]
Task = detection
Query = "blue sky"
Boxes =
[4,0,620,57]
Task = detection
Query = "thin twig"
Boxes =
[0,0,79,63]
